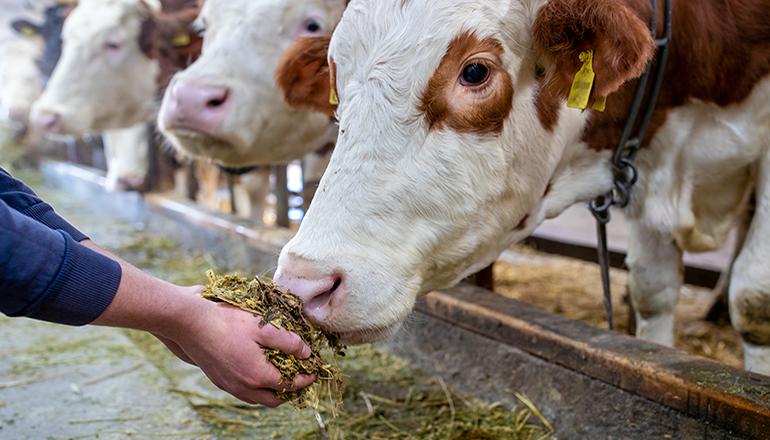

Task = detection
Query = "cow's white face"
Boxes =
[275,0,654,343]
[31,0,160,135]
[158,0,345,167]
[0,38,43,126]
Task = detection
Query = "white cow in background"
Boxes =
[157,0,345,220]
[31,0,161,134]
[29,0,163,191]
[29,0,208,194]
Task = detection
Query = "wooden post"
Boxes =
[274,165,290,228]
[467,264,495,291]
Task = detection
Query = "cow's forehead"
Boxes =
[332,0,514,57]
[330,0,517,119]
[201,0,343,29]
[63,1,144,40]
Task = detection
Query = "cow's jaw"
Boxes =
[30,0,160,136]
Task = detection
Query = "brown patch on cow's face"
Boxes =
[275,36,336,116]
[534,78,561,131]
[420,32,513,135]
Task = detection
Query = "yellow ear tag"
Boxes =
[172,33,191,47]
[567,50,603,111]
[329,88,339,106]
[592,95,607,112]
[21,26,36,37]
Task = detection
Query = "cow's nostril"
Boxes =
[206,91,228,108]
[305,276,342,311]
[330,277,342,293]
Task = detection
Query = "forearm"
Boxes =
[92,257,200,338]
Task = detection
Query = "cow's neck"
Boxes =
[583,0,770,152]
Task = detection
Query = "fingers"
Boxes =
[226,387,285,408]
[254,323,312,359]
[291,374,316,391]
[221,374,316,407]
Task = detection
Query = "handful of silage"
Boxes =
[201,270,344,409]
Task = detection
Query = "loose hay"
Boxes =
[201,270,344,410]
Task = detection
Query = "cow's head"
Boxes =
[157,0,346,167]
[30,0,162,135]
[275,0,655,343]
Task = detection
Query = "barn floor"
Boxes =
[0,170,553,439]
[494,247,743,369]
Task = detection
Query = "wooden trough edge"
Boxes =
[418,286,770,438]
[41,161,770,438]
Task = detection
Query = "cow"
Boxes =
[28,0,202,191]
[156,0,344,175]
[273,0,770,375]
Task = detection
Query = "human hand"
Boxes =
[92,256,316,407]
[162,292,316,407]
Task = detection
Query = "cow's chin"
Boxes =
[165,130,258,167]
[333,322,403,345]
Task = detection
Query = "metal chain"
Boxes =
[589,0,673,330]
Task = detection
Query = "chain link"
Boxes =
[589,0,673,330]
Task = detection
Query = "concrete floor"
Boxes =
[0,317,212,439]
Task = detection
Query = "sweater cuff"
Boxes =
[22,203,89,242]
[27,233,122,326]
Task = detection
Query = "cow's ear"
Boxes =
[275,36,337,116]
[533,0,655,100]
[138,17,158,57]
[11,19,41,37]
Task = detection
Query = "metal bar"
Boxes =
[596,221,614,330]
[274,165,290,228]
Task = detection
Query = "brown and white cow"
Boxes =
[157,0,343,168]
[274,0,770,374]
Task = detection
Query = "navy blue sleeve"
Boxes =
[0,198,122,325]
[0,168,88,242]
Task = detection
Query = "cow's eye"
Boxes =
[192,18,207,37]
[304,19,321,33]
[461,63,490,86]
[104,41,122,51]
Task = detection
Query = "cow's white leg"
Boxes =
[233,168,271,225]
[626,221,683,346]
[730,151,770,376]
